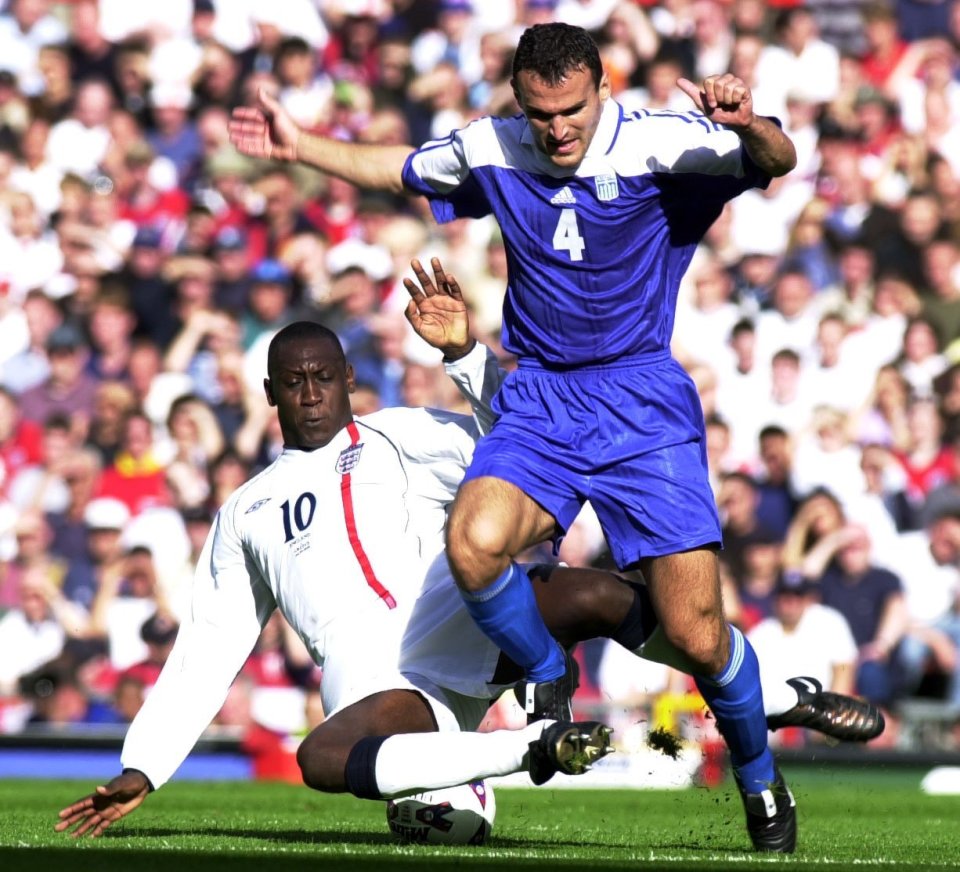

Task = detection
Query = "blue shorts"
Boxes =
[463,352,721,569]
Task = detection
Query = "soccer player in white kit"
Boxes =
[55,317,620,838]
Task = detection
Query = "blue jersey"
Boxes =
[402,99,771,367]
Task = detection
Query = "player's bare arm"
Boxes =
[229,88,413,194]
[403,257,476,361]
[676,74,797,177]
[55,769,151,838]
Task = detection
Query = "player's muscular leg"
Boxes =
[296,690,436,792]
[529,565,638,647]
[446,476,557,593]
[641,548,729,675]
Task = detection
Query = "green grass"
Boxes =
[2,767,960,871]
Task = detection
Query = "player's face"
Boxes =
[513,66,609,169]
[264,336,355,450]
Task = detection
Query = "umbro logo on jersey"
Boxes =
[336,443,364,474]
[245,498,271,514]
[550,186,577,205]
[595,173,619,201]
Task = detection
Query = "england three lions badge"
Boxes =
[336,443,364,474]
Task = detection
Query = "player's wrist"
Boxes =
[122,767,155,792]
[441,339,477,362]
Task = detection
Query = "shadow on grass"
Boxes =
[98,826,617,851]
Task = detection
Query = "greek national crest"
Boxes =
[336,443,364,474]
[594,173,619,202]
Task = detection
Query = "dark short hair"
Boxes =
[730,317,755,338]
[267,321,344,379]
[512,23,602,89]
[759,424,789,442]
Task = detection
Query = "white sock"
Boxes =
[373,721,547,799]
[760,677,803,718]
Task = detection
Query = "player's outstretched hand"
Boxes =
[403,257,475,360]
[55,770,151,838]
[229,87,301,163]
[677,74,754,129]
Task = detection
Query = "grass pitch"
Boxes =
[2,766,959,871]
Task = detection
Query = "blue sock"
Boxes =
[694,625,775,794]
[459,562,565,681]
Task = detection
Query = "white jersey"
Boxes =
[121,396,503,789]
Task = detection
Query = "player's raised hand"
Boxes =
[403,257,475,360]
[229,88,301,163]
[677,74,754,129]
[55,770,151,838]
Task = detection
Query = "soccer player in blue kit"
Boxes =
[231,23,800,851]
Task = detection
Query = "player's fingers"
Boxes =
[57,797,94,819]
[402,276,424,300]
[701,76,718,109]
[445,273,465,301]
[430,257,447,292]
[675,77,702,108]
[69,815,103,838]
[410,259,436,295]
[717,78,744,106]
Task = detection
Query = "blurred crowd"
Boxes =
[0,0,959,755]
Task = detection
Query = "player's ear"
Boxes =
[510,76,522,107]
[345,363,356,394]
[598,70,611,101]
[263,377,276,407]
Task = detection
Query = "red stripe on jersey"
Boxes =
[340,421,396,609]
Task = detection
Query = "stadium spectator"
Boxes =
[782,487,847,575]
[6,412,74,513]
[892,396,957,522]
[241,259,298,351]
[89,544,167,672]
[162,394,225,512]
[45,78,114,178]
[95,410,169,516]
[44,443,100,557]
[849,364,912,452]
[0,0,68,99]
[86,285,137,384]
[791,405,866,507]
[19,322,99,443]
[805,523,909,708]
[891,503,960,709]
[748,574,858,744]
[717,471,779,584]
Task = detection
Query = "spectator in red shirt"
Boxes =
[96,409,169,515]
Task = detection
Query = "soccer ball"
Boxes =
[386,780,496,845]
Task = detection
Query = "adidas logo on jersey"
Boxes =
[550,186,577,205]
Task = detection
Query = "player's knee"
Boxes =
[663,618,727,674]
[296,741,344,793]
[445,511,509,591]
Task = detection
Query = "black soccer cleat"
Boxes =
[766,676,886,743]
[527,720,614,786]
[514,647,579,724]
[736,767,797,853]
